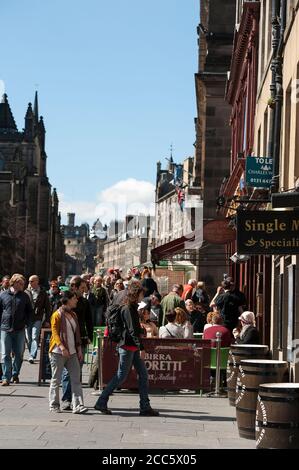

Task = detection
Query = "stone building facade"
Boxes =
[0,93,65,282]
[103,215,150,273]
[252,0,299,380]
[194,0,236,294]
[151,156,202,281]
[61,213,96,275]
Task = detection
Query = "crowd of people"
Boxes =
[0,268,260,414]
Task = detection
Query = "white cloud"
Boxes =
[58,178,155,226]
[58,193,97,226]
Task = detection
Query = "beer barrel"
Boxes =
[236,360,288,440]
[227,344,269,406]
[256,383,299,449]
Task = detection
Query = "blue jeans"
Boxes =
[95,348,150,411]
[61,357,84,403]
[1,330,25,381]
[25,320,42,359]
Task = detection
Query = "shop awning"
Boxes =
[151,229,202,263]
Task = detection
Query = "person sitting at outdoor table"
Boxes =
[203,311,214,331]
[159,310,184,339]
[174,307,193,339]
[233,311,260,344]
[202,312,232,347]
[138,301,159,338]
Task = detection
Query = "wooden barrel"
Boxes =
[236,360,288,440]
[256,383,299,449]
[227,344,269,407]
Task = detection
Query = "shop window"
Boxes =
[267,0,273,60]
[283,81,292,189]
[278,272,283,350]
[263,109,268,156]
[295,63,299,183]
[287,264,296,362]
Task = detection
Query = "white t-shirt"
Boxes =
[159,323,184,339]
[52,316,77,355]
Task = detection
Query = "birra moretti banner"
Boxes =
[237,210,299,254]
[245,156,273,188]
[101,338,211,391]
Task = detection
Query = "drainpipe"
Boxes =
[271,0,287,193]
[267,1,280,167]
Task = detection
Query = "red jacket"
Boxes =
[203,325,233,347]
[181,285,193,301]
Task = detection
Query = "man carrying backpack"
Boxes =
[94,281,159,417]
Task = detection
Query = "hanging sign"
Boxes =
[245,156,273,188]
[237,210,299,254]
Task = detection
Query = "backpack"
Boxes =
[105,304,124,343]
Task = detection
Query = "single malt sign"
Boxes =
[237,210,299,254]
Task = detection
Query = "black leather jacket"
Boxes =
[118,303,144,351]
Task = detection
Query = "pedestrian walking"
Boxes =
[48,291,87,414]
[0,274,32,385]
[60,277,93,410]
[94,281,159,416]
[25,275,51,364]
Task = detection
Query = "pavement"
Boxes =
[0,352,256,449]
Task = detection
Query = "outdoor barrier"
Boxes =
[256,383,299,449]
[227,344,269,406]
[38,328,52,385]
[100,338,211,392]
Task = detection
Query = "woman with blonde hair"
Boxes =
[175,307,193,339]
[0,274,32,386]
[203,312,232,347]
[203,311,214,331]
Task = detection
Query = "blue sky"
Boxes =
[1,0,198,225]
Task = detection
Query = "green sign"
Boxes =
[245,156,273,188]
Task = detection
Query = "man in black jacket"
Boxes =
[25,275,51,364]
[215,280,244,332]
[94,281,159,416]
[0,273,32,385]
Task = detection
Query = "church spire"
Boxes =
[38,116,46,151]
[0,94,18,133]
[34,90,39,124]
[24,102,34,141]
